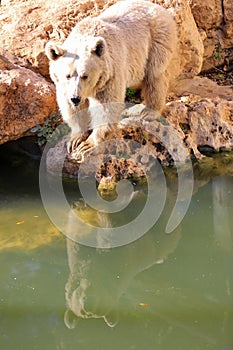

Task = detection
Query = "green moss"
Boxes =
[125,88,142,103]
[30,113,69,146]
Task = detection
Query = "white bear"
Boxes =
[45,0,177,158]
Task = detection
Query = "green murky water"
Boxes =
[0,145,233,350]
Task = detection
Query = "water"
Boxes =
[0,145,233,350]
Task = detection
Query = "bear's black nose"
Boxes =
[70,97,81,106]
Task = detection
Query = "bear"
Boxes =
[45,0,177,158]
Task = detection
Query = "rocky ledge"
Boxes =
[46,80,233,184]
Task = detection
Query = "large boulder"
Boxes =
[190,0,233,70]
[0,50,57,144]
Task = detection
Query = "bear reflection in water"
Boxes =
[64,198,181,328]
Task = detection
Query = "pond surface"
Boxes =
[0,146,233,350]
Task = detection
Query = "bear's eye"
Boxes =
[80,74,88,81]
[66,74,71,80]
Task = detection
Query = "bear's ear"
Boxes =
[45,42,65,61]
[91,37,106,57]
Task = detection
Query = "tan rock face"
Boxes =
[190,0,233,70]
[0,51,57,144]
[165,96,233,158]
[171,0,204,79]
[0,0,109,77]
[189,99,233,152]
[223,0,233,22]
[189,0,223,30]
[223,0,233,48]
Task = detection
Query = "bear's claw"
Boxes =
[76,138,95,159]
[66,136,83,153]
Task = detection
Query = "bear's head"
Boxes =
[45,36,109,107]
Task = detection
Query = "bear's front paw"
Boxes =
[66,136,83,154]
[140,107,161,122]
[75,137,96,161]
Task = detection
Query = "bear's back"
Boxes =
[70,0,171,42]
[98,0,162,25]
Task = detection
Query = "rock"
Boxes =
[189,0,223,30]
[224,0,233,22]
[190,0,233,70]
[174,76,233,100]
[0,0,109,77]
[168,0,204,79]
[223,0,233,48]
[188,98,233,153]
[0,51,57,144]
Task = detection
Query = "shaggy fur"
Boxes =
[45,0,177,156]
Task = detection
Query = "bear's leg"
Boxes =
[66,100,91,153]
[75,99,125,160]
[142,72,169,115]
